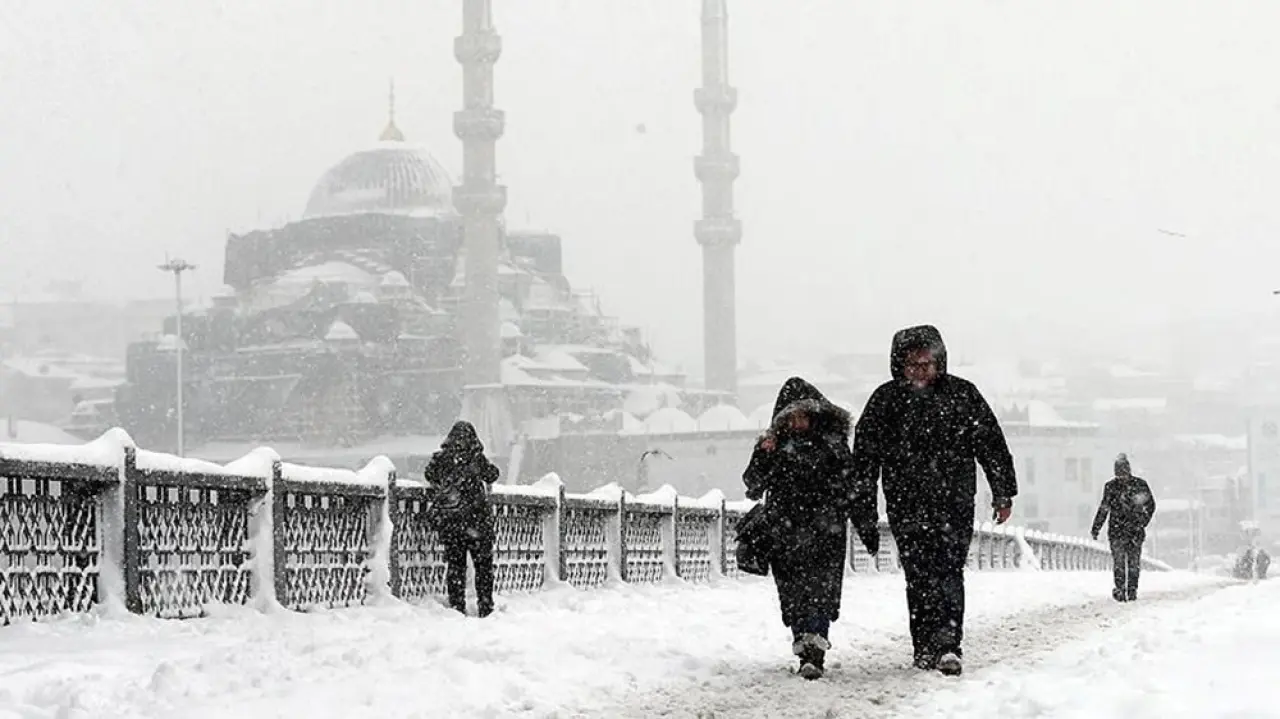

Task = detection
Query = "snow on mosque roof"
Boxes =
[696,405,753,432]
[325,320,360,342]
[303,142,455,220]
[644,407,697,434]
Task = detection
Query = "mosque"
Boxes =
[110,0,748,489]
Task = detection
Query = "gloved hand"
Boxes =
[758,430,777,452]
[992,496,1013,525]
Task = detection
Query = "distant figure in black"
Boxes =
[1234,546,1271,580]
[423,421,500,617]
[1091,453,1156,602]
[850,325,1018,677]
[743,377,878,681]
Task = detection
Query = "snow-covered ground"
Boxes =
[0,571,1236,718]
[900,576,1280,719]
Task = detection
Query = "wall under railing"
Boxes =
[0,429,1168,625]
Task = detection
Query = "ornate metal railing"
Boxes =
[0,460,112,625]
[132,452,264,618]
[0,429,1165,624]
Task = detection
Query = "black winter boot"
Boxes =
[792,634,829,680]
[798,646,825,680]
[936,652,962,676]
[913,653,938,671]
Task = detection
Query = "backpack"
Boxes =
[425,482,467,524]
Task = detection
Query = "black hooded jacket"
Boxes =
[1091,475,1156,541]
[743,378,879,553]
[741,377,873,625]
[423,421,500,537]
[850,326,1017,531]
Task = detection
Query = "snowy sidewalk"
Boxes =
[0,571,1228,719]
[893,576,1280,719]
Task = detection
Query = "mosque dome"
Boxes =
[302,90,455,220]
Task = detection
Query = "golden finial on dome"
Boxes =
[380,78,405,142]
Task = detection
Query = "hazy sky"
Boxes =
[3,1,1280,373]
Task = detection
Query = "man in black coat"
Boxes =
[850,325,1017,676]
[1091,453,1156,602]
[424,420,501,617]
[743,377,879,680]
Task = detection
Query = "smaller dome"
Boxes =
[624,384,682,419]
[604,409,646,435]
[325,320,359,342]
[644,408,696,434]
[380,271,410,287]
[748,403,775,430]
[697,405,752,432]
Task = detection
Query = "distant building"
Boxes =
[980,400,1118,537]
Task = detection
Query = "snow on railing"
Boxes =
[0,430,1160,625]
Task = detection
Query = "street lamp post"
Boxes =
[157,258,195,456]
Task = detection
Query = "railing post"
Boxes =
[542,483,565,585]
[617,492,629,583]
[876,524,896,572]
[386,469,402,598]
[665,494,680,579]
[710,497,726,580]
[120,445,141,614]
[846,520,857,572]
[270,460,288,609]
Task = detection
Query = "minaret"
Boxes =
[454,0,512,450]
[695,0,741,400]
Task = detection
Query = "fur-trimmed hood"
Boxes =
[769,377,852,439]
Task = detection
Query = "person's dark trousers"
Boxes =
[791,616,831,641]
[1110,535,1143,601]
[895,519,973,661]
[444,529,496,616]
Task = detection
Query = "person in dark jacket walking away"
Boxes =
[424,421,501,617]
[850,325,1018,677]
[743,377,879,680]
[1091,453,1156,602]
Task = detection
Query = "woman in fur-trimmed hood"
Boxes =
[742,377,878,680]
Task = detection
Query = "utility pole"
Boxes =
[158,258,195,456]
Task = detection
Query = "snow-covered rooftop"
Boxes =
[1000,399,1098,429]
[0,418,83,445]
[1093,397,1168,412]
[1174,434,1247,451]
